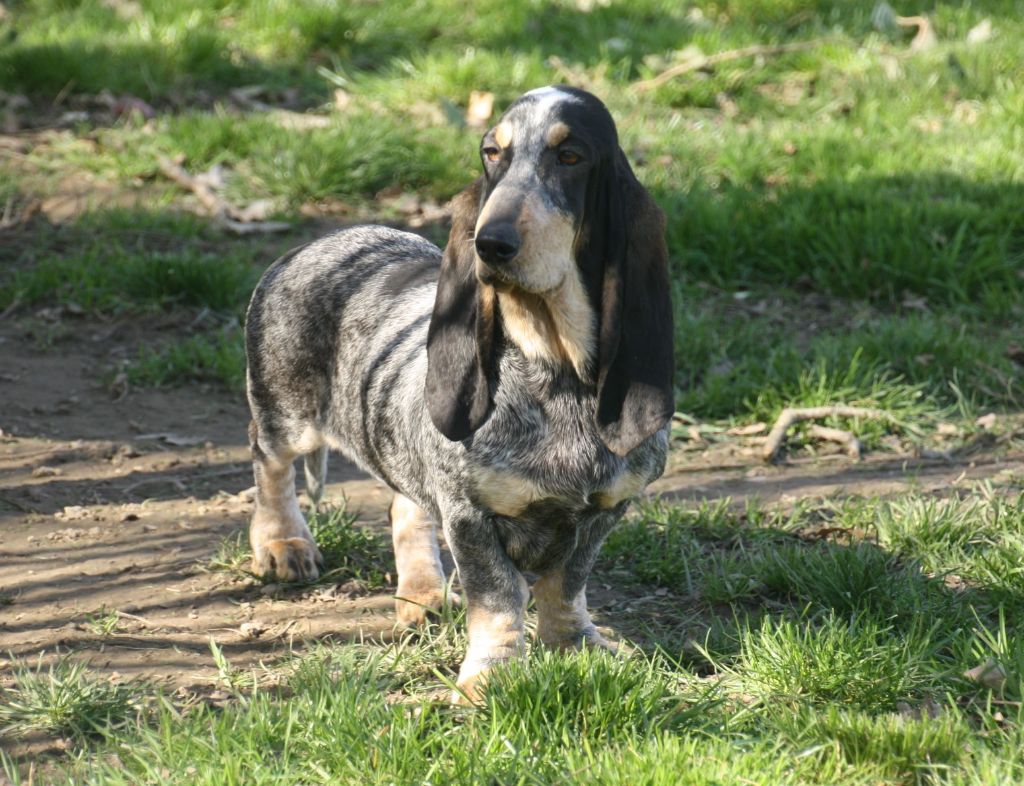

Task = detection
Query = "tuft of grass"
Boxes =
[480,647,716,743]
[308,503,393,588]
[125,326,246,389]
[0,241,260,315]
[84,607,121,637]
[601,498,796,593]
[0,656,139,741]
[770,704,973,781]
[207,530,253,576]
[723,612,939,710]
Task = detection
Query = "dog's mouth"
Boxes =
[475,262,517,292]
[475,256,567,297]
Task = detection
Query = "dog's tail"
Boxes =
[304,446,328,506]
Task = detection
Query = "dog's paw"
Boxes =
[394,588,462,628]
[252,538,323,582]
[544,626,618,653]
[450,670,487,706]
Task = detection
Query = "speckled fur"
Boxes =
[245,86,674,699]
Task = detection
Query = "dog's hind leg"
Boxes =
[303,445,328,506]
[390,494,458,627]
[248,420,324,582]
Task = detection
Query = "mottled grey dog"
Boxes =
[245,86,675,701]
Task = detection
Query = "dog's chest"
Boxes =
[467,385,657,518]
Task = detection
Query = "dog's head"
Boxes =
[426,86,674,456]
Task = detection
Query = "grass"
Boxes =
[84,607,121,637]
[3,1,1024,782]
[2,0,1022,420]
[5,483,1024,782]
[124,325,247,389]
[0,656,139,742]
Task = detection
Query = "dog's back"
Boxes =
[246,226,442,491]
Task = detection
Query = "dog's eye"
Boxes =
[483,147,501,163]
[557,150,581,166]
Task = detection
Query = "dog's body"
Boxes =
[245,87,674,700]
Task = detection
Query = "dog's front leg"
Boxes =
[443,510,527,704]
[533,508,621,651]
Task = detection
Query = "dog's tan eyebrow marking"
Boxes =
[546,122,571,147]
[494,122,513,148]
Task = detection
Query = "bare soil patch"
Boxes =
[2,314,1023,760]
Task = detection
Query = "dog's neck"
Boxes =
[495,273,596,382]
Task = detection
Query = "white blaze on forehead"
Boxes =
[524,85,581,118]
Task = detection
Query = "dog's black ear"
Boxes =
[593,151,675,456]
[426,178,498,441]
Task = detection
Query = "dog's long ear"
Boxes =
[425,178,498,441]
[594,152,675,456]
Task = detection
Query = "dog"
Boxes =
[244,85,674,701]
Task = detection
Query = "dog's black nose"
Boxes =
[475,224,520,265]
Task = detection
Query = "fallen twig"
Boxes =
[808,424,862,460]
[157,155,225,215]
[156,156,291,235]
[762,405,892,462]
[633,39,833,93]
[0,296,21,321]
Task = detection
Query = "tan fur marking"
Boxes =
[494,121,513,148]
[472,465,548,517]
[478,282,496,331]
[532,572,612,650]
[498,270,595,380]
[592,470,649,509]
[546,121,571,147]
[390,494,451,628]
[454,576,528,703]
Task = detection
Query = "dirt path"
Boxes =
[3,317,1023,697]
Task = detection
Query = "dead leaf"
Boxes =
[975,413,997,430]
[715,92,739,118]
[113,95,155,120]
[964,658,1007,691]
[465,91,495,128]
[902,293,929,310]
[966,19,993,45]
[100,0,142,20]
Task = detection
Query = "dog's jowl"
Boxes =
[244,86,675,702]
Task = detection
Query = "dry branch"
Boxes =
[808,424,862,460]
[762,405,893,462]
[633,39,832,93]
[156,156,290,235]
[157,156,225,215]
